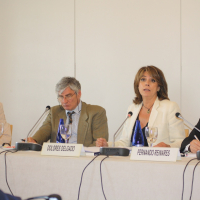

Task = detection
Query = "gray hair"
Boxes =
[55,77,81,96]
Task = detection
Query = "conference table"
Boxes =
[0,149,200,200]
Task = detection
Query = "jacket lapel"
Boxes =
[57,106,67,123]
[77,102,88,144]
[148,97,159,127]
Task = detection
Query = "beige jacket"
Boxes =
[32,101,108,147]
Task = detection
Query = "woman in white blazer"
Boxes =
[0,102,12,145]
[96,66,185,148]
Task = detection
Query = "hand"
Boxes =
[96,138,108,147]
[153,142,170,147]
[189,140,200,153]
[27,137,37,144]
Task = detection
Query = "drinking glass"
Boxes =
[0,123,4,137]
[145,127,158,147]
[60,124,72,143]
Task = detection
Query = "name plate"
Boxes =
[130,147,179,162]
[41,143,84,157]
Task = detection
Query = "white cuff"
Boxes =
[184,144,190,152]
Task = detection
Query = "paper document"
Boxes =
[84,146,100,153]
[187,153,197,157]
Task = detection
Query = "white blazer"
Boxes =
[112,97,185,148]
[0,102,11,145]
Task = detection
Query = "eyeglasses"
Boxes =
[57,92,76,102]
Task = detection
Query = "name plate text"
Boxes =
[130,147,179,162]
[41,143,83,157]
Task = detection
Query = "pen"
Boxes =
[194,135,199,141]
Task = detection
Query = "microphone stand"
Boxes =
[15,106,50,151]
[27,106,51,141]
[176,113,200,132]
[100,111,133,156]
[113,116,129,147]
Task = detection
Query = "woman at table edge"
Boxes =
[0,102,12,145]
[96,65,185,148]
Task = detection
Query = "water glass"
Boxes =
[60,124,72,143]
[145,127,158,147]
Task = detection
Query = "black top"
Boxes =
[131,115,148,146]
[180,119,200,152]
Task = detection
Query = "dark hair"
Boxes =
[133,65,169,104]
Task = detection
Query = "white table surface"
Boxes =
[0,149,200,200]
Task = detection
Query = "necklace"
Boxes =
[143,104,154,114]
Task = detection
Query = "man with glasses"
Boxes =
[28,77,108,146]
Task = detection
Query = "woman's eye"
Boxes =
[151,79,156,83]
[141,78,145,81]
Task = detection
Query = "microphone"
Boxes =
[25,194,61,200]
[100,111,133,156]
[15,105,51,151]
[175,112,200,133]
[113,111,133,147]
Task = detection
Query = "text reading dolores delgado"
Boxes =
[47,145,75,152]
[41,143,83,157]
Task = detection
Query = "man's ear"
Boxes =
[77,90,81,99]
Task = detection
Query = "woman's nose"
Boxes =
[145,80,150,86]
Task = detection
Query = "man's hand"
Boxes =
[96,138,108,147]
[153,142,170,147]
[27,137,37,143]
[189,140,200,153]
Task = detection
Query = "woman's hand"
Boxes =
[189,140,200,153]
[153,142,170,147]
[96,138,108,147]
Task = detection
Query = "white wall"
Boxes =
[0,0,199,144]
[76,0,181,141]
[181,0,200,127]
[0,0,75,142]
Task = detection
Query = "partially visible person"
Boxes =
[0,190,21,200]
[180,119,200,153]
[28,77,108,147]
[97,65,185,148]
[0,102,12,145]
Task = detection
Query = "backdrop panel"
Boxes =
[76,0,181,142]
[181,0,200,128]
[0,0,75,143]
